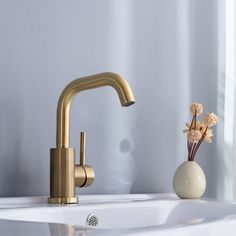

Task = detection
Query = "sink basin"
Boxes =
[0,194,236,235]
[0,200,176,229]
[0,198,235,229]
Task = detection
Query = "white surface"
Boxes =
[0,194,236,235]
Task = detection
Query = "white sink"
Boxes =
[0,194,236,235]
[0,198,235,229]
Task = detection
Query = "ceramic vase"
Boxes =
[173,161,206,199]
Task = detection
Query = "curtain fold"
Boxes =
[216,0,236,200]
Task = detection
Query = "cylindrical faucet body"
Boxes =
[49,148,78,204]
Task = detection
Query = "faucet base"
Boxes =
[49,148,77,204]
[48,196,78,204]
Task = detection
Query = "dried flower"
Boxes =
[187,130,202,143]
[184,103,218,161]
[183,121,205,133]
[204,113,219,127]
[190,102,203,116]
[204,128,213,143]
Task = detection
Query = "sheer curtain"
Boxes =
[216,0,236,200]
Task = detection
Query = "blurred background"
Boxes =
[0,0,233,200]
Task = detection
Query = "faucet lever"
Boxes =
[80,132,86,166]
[75,131,95,188]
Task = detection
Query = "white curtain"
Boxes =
[216,0,236,200]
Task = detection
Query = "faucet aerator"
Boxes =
[123,101,135,107]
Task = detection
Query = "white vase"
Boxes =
[173,161,206,199]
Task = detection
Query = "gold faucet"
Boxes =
[48,72,135,204]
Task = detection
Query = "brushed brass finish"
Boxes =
[56,72,135,148]
[48,196,78,204]
[80,132,86,166]
[48,148,78,204]
[74,165,86,187]
[75,165,95,187]
[83,165,95,187]
[49,72,135,204]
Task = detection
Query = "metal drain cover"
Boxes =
[86,214,98,227]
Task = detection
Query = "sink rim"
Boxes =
[0,193,236,234]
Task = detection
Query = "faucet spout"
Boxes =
[56,72,135,148]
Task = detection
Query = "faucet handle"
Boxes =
[75,131,95,187]
[80,131,86,166]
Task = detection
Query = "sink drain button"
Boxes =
[86,214,98,227]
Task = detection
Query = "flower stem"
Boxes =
[191,127,208,161]
[188,114,196,157]
[190,143,197,161]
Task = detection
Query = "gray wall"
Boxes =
[0,0,219,197]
